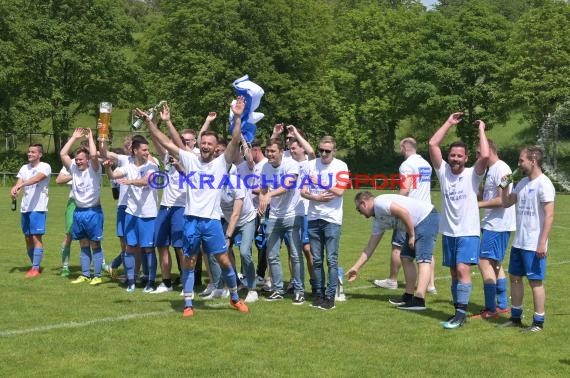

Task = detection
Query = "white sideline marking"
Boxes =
[0,310,174,338]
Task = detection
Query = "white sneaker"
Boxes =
[153,282,173,294]
[244,290,259,303]
[427,286,438,294]
[199,283,216,297]
[262,277,272,292]
[373,278,398,290]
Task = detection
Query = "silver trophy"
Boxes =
[131,100,167,130]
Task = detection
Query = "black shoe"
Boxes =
[319,297,336,310]
[521,322,543,333]
[498,317,523,328]
[389,292,413,306]
[398,296,426,311]
[311,296,324,308]
[292,293,305,305]
[267,291,284,301]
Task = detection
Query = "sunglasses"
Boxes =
[319,148,333,154]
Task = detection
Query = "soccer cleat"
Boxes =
[266,291,284,301]
[373,278,398,290]
[498,318,523,328]
[496,307,510,314]
[153,282,173,294]
[230,298,249,313]
[89,276,102,286]
[427,286,438,294]
[318,297,336,310]
[244,290,259,303]
[199,283,216,297]
[60,267,70,278]
[292,293,305,305]
[71,275,91,284]
[183,306,194,317]
[470,309,499,319]
[521,322,543,333]
[25,268,41,278]
[126,284,136,293]
[441,315,466,329]
[397,297,426,311]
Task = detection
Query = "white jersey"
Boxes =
[481,160,516,232]
[17,162,51,212]
[160,153,186,208]
[70,161,101,208]
[250,157,268,209]
[306,158,348,225]
[59,164,74,199]
[372,194,434,236]
[220,175,257,227]
[400,154,432,203]
[295,159,310,216]
[512,174,555,251]
[116,154,132,206]
[436,162,483,236]
[260,158,300,219]
[178,150,229,220]
[117,160,159,218]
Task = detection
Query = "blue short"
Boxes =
[183,216,226,256]
[391,229,406,248]
[72,207,104,241]
[116,205,127,237]
[442,235,480,267]
[480,229,511,262]
[401,209,439,263]
[154,206,184,248]
[125,213,156,248]
[21,211,46,236]
[508,247,546,280]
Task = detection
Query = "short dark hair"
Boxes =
[266,138,284,151]
[201,130,219,143]
[449,141,468,154]
[354,191,374,202]
[523,146,544,166]
[131,137,149,151]
[29,143,44,154]
[74,146,90,157]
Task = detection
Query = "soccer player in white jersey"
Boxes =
[60,128,105,285]
[471,139,516,319]
[259,138,303,303]
[11,143,52,278]
[106,137,159,293]
[374,137,437,294]
[140,98,249,317]
[500,146,555,332]
[348,192,439,310]
[429,113,489,329]
[301,136,349,310]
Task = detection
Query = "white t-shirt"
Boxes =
[116,154,132,206]
[117,160,159,218]
[178,150,229,220]
[250,157,268,209]
[220,175,257,227]
[306,158,348,225]
[400,154,432,203]
[511,174,555,251]
[436,162,483,236]
[17,162,51,212]
[371,194,434,236]
[295,159,311,216]
[160,153,186,208]
[70,161,101,208]
[260,158,300,219]
[481,160,516,232]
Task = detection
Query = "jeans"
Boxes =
[266,216,300,294]
[235,218,257,289]
[308,219,341,299]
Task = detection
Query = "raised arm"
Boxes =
[139,108,180,161]
[240,134,255,170]
[271,123,284,139]
[224,96,245,165]
[287,125,316,160]
[197,112,217,144]
[429,112,462,170]
[85,128,99,172]
[60,128,85,170]
[160,104,185,151]
[473,120,489,176]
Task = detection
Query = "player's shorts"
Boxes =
[116,205,127,237]
[64,198,76,235]
[154,205,184,248]
[401,209,439,263]
[480,229,511,262]
[72,207,104,241]
[125,213,156,248]
[391,229,407,248]
[508,246,546,280]
[183,216,226,256]
[21,211,46,236]
[442,235,480,267]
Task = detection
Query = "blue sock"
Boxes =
[222,267,239,301]
[141,253,149,277]
[146,251,157,282]
[80,246,92,277]
[451,279,458,304]
[511,306,523,320]
[92,248,103,277]
[456,282,472,307]
[124,252,135,283]
[533,312,545,325]
[183,268,195,307]
[111,252,123,269]
[32,248,43,269]
[496,278,508,309]
[27,248,34,264]
[61,245,71,267]
[483,283,497,312]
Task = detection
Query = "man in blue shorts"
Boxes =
[500,146,555,332]
[429,113,489,329]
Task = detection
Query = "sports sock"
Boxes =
[511,306,523,320]
[163,278,172,288]
[483,283,497,312]
[146,250,157,282]
[92,247,104,277]
[496,278,508,309]
[533,312,545,326]
[451,279,458,304]
[61,245,71,268]
[80,246,92,277]
[32,248,43,269]
[183,268,195,307]
[111,251,123,269]
[27,248,34,264]
[124,252,135,283]
[221,267,239,301]
[456,282,472,308]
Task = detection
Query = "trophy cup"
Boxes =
[98,102,112,141]
[131,100,167,130]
